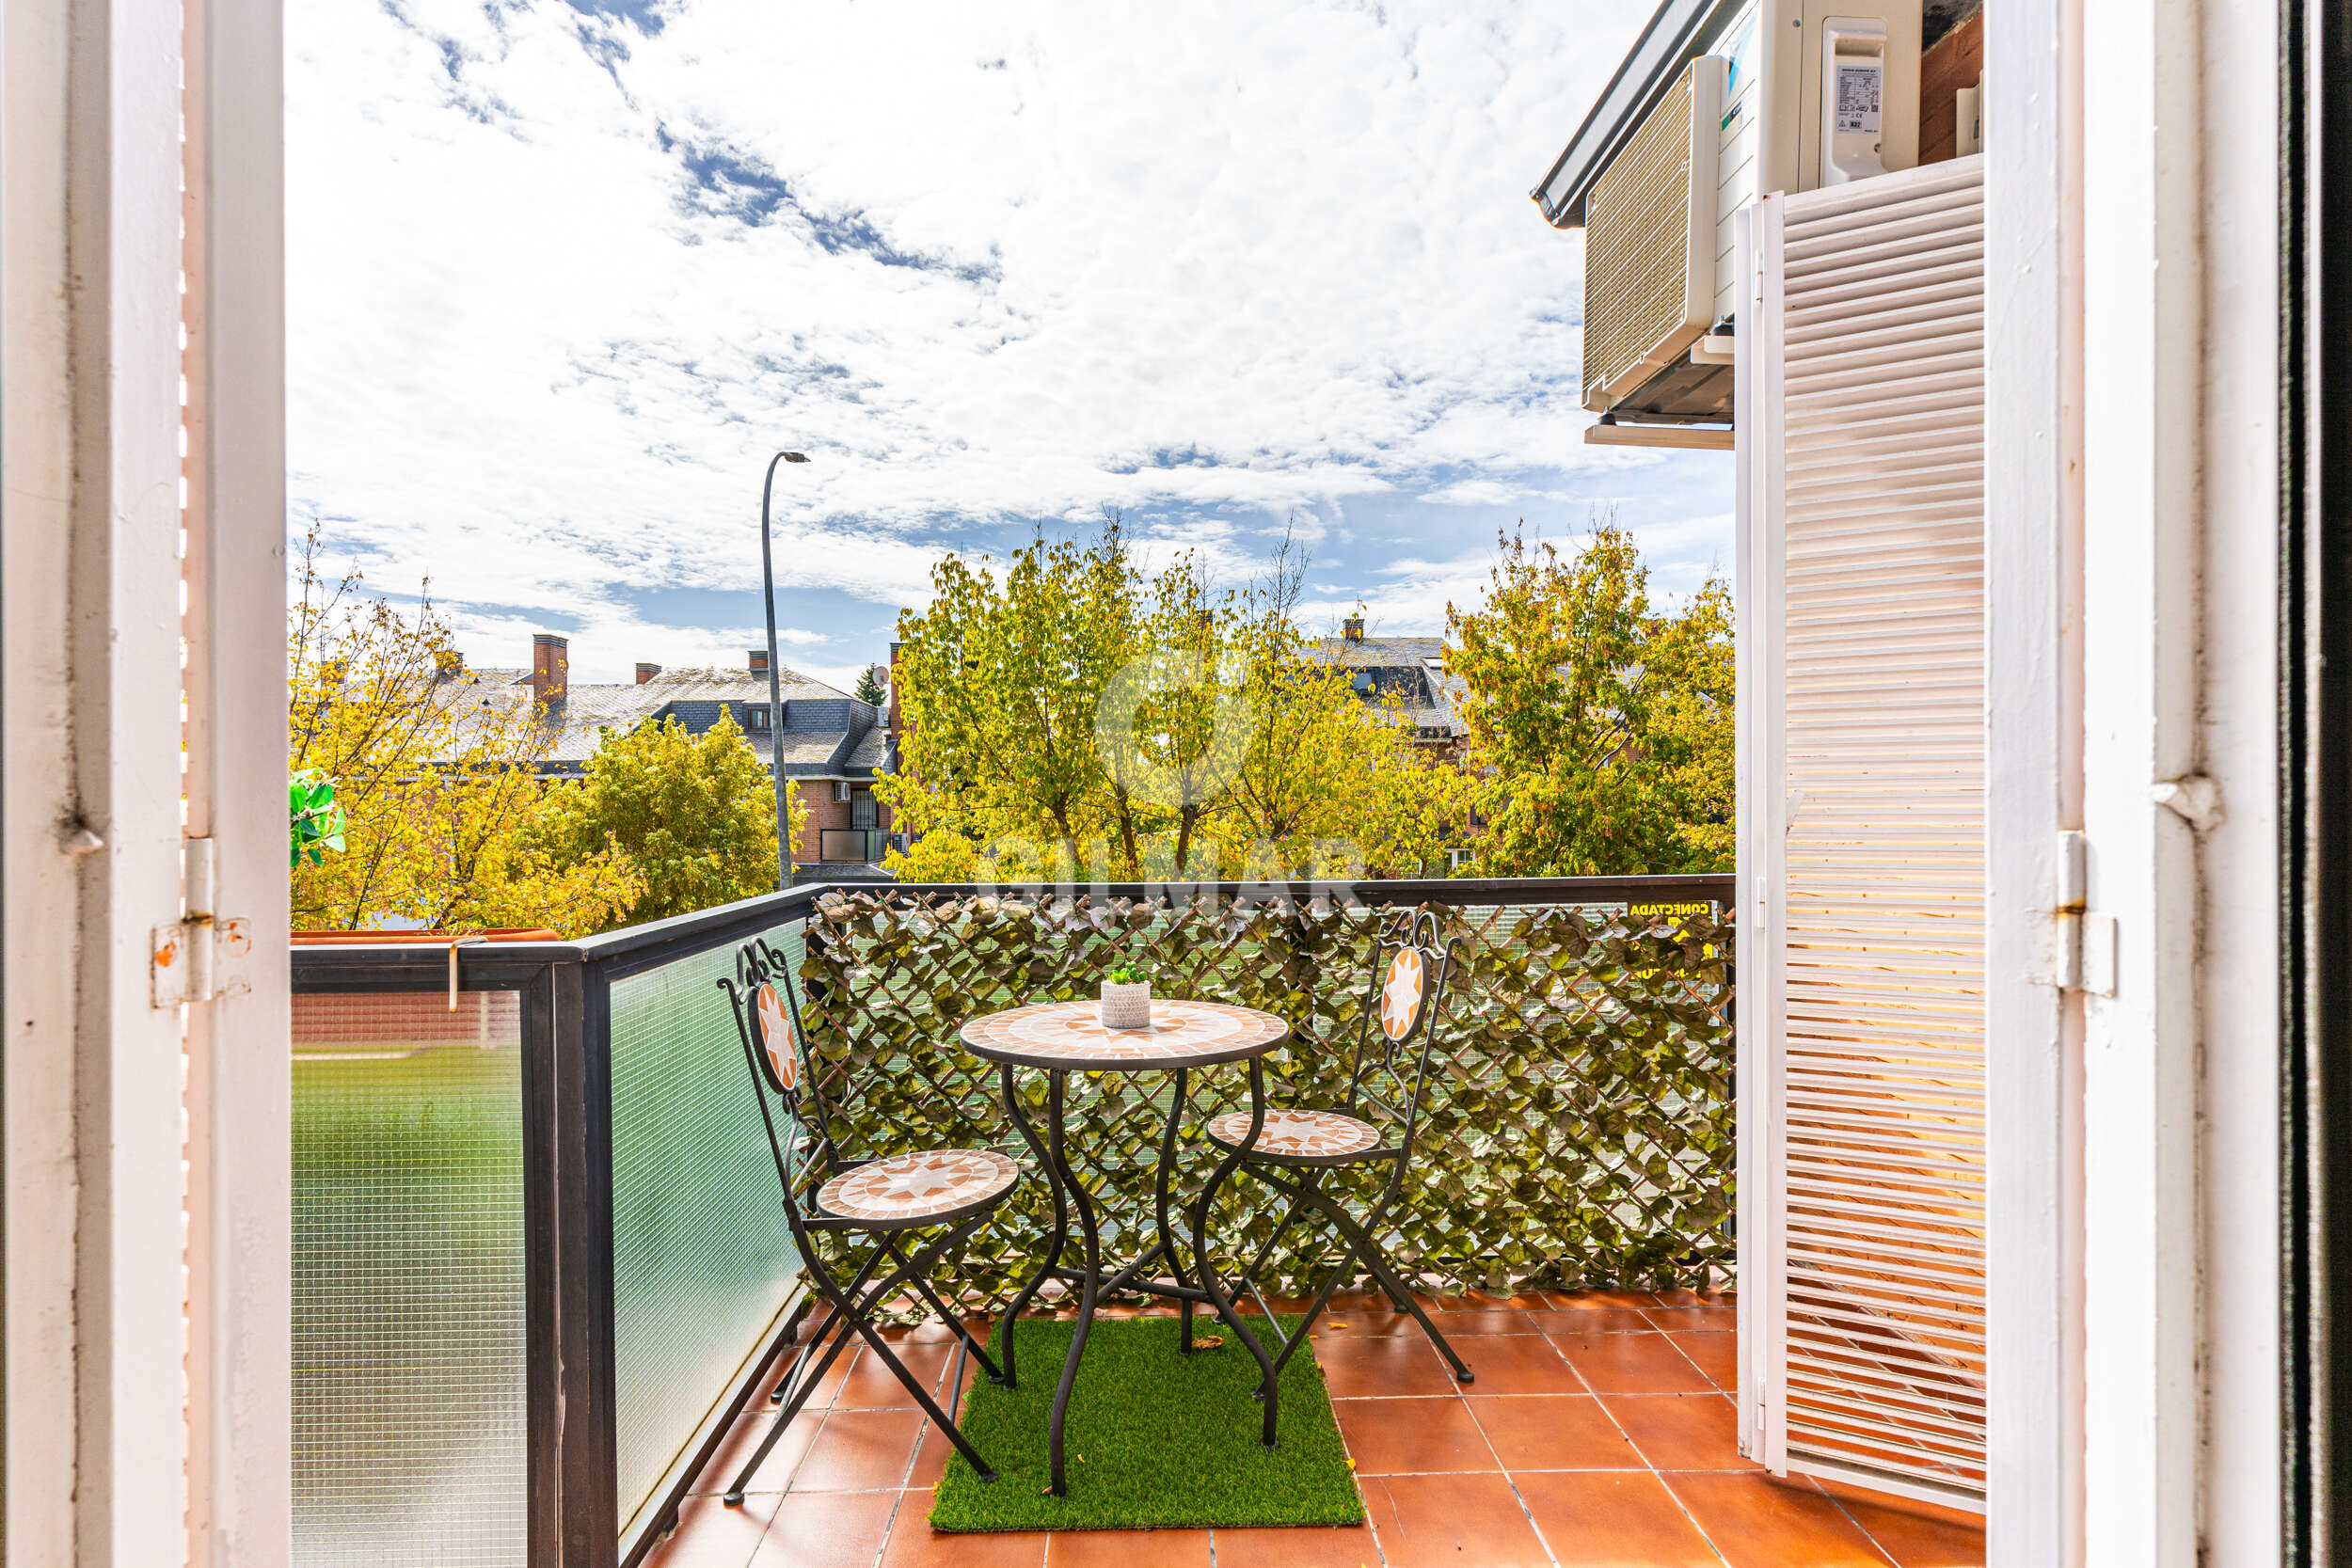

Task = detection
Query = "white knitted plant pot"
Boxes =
[1097,982,1152,1031]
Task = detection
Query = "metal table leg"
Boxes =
[1041,1070,1104,1496]
[1153,1066,1199,1353]
[997,1062,1066,1391]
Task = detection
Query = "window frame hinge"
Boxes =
[151,837,252,1008]
[2051,831,2117,996]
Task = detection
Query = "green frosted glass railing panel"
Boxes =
[293,990,527,1568]
[610,923,805,1529]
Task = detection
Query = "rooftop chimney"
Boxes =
[1343,615,1365,642]
[530,634,568,706]
[635,661,662,685]
[749,648,771,675]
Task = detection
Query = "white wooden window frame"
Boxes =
[3,0,290,1560]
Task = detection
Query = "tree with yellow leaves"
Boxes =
[288,532,644,935]
[1446,522,1733,877]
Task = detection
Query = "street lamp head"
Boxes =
[781,451,810,463]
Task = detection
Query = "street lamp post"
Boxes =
[760,450,810,889]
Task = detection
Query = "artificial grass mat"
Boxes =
[929,1315,1365,1532]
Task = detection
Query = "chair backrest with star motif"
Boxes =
[1341,908,1464,1155]
[719,935,848,1226]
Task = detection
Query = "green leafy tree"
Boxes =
[879,521,1140,878]
[528,710,802,930]
[878,515,1463,881]
[853,665,887,706]
[288,529,644,935]
[1446,523,1734,876]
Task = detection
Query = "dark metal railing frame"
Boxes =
[289,871,1732,1568]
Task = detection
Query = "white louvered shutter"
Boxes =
[1743,155,1987,1513]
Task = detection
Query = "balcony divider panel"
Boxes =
[1751,155,1992,1513]
[606,919,809,1556]
[288,979,539,1568]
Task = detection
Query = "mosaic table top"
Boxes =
[960,999,1289,1070]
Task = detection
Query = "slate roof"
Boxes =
[441,664,887,779]
[1309,636,1464,741]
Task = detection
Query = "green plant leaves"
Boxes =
[289,768,347,868]
[798,892,1733,1318]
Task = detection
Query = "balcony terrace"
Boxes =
[290,873,1979,1568]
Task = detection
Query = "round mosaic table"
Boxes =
[959,999,1291,1493]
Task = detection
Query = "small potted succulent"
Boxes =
[1099,962,1154,1031]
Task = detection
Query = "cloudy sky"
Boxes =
[288,0,1733,690]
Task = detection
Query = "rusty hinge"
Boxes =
[151,838,252,1007]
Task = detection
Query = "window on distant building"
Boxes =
[744,705,770,730]
[850,788,879,830]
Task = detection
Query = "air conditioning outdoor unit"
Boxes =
[832,782,851,803]
[1582,55,1726,414]
[1577,0,1923,435]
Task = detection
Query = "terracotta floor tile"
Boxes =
[1042,1527,1214,1566]
[1514,1469,1724,1567]
[1522,1307,1658,1335]
[880,1495,1048,1568]
[1543,1289,1662,1310]
[1669,1331,1738,1390]
[1311,1334,1460,1398]
[1454,1333,1583,1395]
[837,1341,953,1409]
[1333,1395,1499,1473]
[892,1318,965,1343]
[747,1490,902,1568]
[1652,1286,1736,1307]
[1318,1291,1394,1313]
[1666,1471,1887,1568]
[1412,1309,1541,1336]
[768,1335,860,1412]
[791,1408,925,1493]
[1466,1394,1645,1471]
[1435,1291,1553,1312]
[642,1492,783,1568]
[1359,1472,1551,1568]
[719,1408,829,1496]
[1599,1394,1749,1471]
[691,1410,807,1495]
[1550,1331,1715,1395]
[1311,1310,1416,1338]
[1208,1524,1381,1568]
[1645,1306,1738,1332]
[907,1422,953,1490]
[1811,1481,1986,1567]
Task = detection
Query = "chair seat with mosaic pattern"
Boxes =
[1204,1106,1385,1164]
[816,1148,1021,1227]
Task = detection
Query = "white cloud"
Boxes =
[286,0,1674,649]
[1421,478,1529,507]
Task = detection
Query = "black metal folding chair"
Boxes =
[1201,909,1474,1421]
[715,936,1017,1505]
